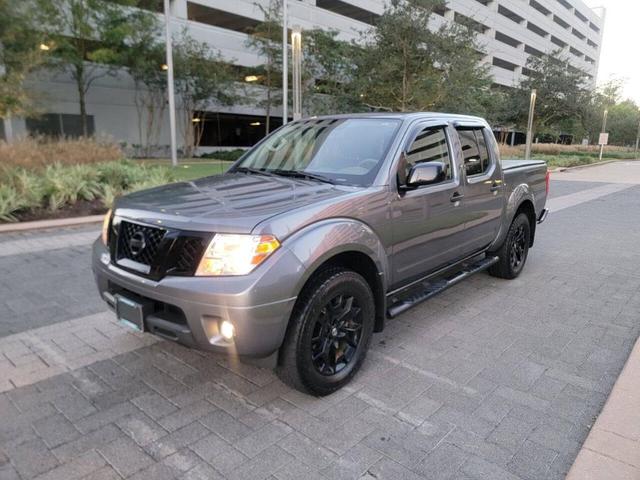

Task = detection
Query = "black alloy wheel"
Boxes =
[277,268,375,396]
[310,294,363,376]
[488,212,531,279]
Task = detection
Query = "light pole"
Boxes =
[282,0,288,125]
[524,89,537,160]
[164,0,178,167]
[291,27,302,120]
[598,108,608,162]
[634,119,640,158]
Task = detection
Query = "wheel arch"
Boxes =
[514,199,536,247]
[285,219,389,333]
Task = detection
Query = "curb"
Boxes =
[553,159,637,172]
[566,335,640,479]
[0,214,104,234]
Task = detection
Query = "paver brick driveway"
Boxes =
[1,161,639,480]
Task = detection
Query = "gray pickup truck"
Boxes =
[93,113,549,395]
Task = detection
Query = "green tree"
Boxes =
[173,33,239,157]
[607,100,640,146]
[353,0,491,113]
[37,0,154,136]
[301,28,363,115]
[245,0,282,135]
[0,0,46,132]
[119,7,167,155]
[515,51,591,140]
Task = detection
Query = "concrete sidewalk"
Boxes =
[567,336,640,479]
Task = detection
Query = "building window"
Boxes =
[589,22,600,33]
[570,46,583,58]
[26,113,95,138]
[527,21,548,38]
[454,12,488,34]
[522,67,535,77]
[587,39,598,49]
[187,2,259,34]
[525,44,544,57]
[495,31,521,48]
[556,0,572,10]
[316,0,379,25]
[572,28,586,40]
[498,5,524,24]
[492,57,518,71]
[574,9,588,23]
[529,0,551,16]
[197,112,284,147]
[585,56,595,64]
[553,15,570,29]
[551,36,567,48]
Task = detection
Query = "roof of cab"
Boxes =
[301,111,487,124]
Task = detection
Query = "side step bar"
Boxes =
[387,255,499,318]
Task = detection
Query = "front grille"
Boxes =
[174,237,208,275]
[117,221,167,266]
[110,218,211,280]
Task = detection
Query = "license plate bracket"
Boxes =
[115,294,147,332]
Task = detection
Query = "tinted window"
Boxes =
[235,118,401,187]
[26,113,95,138]
[404,127,452,183]
[457,128,491,176]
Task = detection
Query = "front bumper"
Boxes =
[92,238,302,357]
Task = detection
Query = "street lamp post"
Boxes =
[164,0,178,167]
[524,89,537,160]
[635,119,640,158]
[598,108,608,162]
[282,0,288,125]
[291,27,302,121]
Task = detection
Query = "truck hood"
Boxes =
[114,172,357,233]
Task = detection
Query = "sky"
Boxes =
[588,0,640,103]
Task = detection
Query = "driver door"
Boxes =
[390,123,468,290]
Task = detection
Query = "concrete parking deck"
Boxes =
[0,161,639,480]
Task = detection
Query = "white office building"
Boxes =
[2,0,605,150]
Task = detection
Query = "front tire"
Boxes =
[488,212,531,279]
[277,268,375,396]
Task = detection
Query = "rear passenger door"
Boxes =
[454,125,503,256]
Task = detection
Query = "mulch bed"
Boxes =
[14,199,108,223]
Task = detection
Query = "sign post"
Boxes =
[598,132,609,162]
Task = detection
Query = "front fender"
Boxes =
[283,218,389,297]
[489,183,536,251]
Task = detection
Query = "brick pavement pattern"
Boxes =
[1,169,640,480]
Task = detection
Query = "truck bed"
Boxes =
[501,159,547,171]
[501,159,548,219]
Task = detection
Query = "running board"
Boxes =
[387,256,499,318]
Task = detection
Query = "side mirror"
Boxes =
[404,162,446,188]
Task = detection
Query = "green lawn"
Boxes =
[139,159,232,181]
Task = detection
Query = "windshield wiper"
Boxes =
[234,166,278,178]
[270,169,335,184]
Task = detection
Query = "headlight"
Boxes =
[195,234,280,276]
[101,209,112,245]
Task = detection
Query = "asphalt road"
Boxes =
[0,161,639,480]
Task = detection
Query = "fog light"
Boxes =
[220,320,235,340]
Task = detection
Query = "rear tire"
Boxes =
[488,212,531,279]
[277,268,375,396]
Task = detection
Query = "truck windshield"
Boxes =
[233,118,401,186]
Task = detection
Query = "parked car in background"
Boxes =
[93,113,549,395]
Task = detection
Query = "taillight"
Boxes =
[545,170,550,195]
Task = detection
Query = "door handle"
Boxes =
[489,182,502,192]
[450,192,464,203]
